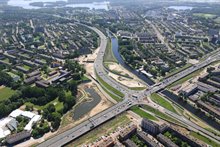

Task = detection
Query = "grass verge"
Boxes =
[96,72,124,98]
[190,131,220,147]
[103,39,117,63]
[102,85,122,102]
[131,106,158,121]
[141,105,180,124]
[150,93,177,113]
[129,87,146,91]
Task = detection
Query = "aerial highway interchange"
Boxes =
[37,23,220,147]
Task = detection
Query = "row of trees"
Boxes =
[0,71,13,87]
[119,38,142,69]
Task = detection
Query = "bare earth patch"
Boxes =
[108,63,146,88]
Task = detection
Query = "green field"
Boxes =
[0,87,16,101]
[150,93,177,113]
[103,39,117,63]
[25,98,63,112]
[131,106,158,121]
[193,13,217,19]
[190,131,220,147]
[214,17,220,23]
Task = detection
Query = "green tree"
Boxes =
[68,80,77,96]
[47,104,55,113]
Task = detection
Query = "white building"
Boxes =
[0,117,18,139]
[0,109,41,139]
[10,109,42,131]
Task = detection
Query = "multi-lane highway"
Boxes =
[91,26,140,97]
[38,24,220,147]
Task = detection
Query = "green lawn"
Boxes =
[0,87,16,101]
[131,106,158,121]
[103,39,117,63]
[150,93,177,113]
[23,65,31,70]
[141,105,180,124]
[96,72,124,98]
[167,69,203,89]
[129,87,146,91]
[214,17,220,23]
[25,98,63,111]
[190,131,220,147]
[193,13,217,19]
[7,72,19,79]
[102,85,122,102]
[3,58,10,63]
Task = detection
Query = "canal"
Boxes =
[161,90,220,131]
[110,36,155,86]
[108,33,220,131]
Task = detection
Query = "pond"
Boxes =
[73,88,101,120]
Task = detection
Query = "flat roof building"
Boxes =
[141,118,160,135]
[157,134,178,147]
[137,131,159,147]
[118,124,137,141]
[6,131,31,145]
[92,137,115,147]
[123,139,138,147]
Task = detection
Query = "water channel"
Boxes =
[110,36,155,86]
[109,34,220,131]
[161,90,220,131]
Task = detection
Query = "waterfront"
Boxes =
[111,36,155,86]
[7,0,109,10]
[168,6,194,10]
[161,90,220,131]
[73,88,101,120]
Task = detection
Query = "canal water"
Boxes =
[111,37,155,86]
[109,33,220,131]
[161,90,220,131]
[73,88,101,120]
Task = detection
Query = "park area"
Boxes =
[0,86,16,101]
[193,13,217,19]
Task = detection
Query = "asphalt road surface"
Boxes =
[37,23,220,147]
